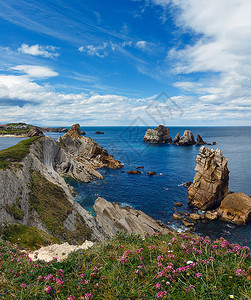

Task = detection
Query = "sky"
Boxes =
[0,0,251,126]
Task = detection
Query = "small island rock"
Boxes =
[147,171,156,176]
[178,130,196,145]
[127,170,142,175]
[196,134,207,145]
[143,125,172,144]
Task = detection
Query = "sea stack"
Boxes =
[143,125,172,144]
[178,130,196,145]
[188,146,230,210]
[196,134,207,145]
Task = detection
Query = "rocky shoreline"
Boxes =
[0,124,250,252]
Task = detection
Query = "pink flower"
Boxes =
[38,275,43,281]
[67,296,75,300]
[56,278,64,287]
[157,255,164,261]
[136,248,144,253]
[155,283,162,289]
[236,269,246,276]
[213,286,217,290]
[20,283,26,288]
[84,293,93,300]
[45,285,52,293]
[157,291,168,298]
[195,273,202,278]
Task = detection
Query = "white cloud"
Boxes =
[147,0,251,114]
[135,41,147,49]
[78,43,108,58]
[0,73,250,126]
[11,65,58,78]
[18,44,59,58]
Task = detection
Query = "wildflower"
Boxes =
[38,275,43,281]
[134,269,141,274]
[84,293,93,300]
[195,273,202,278]
[157,291,167,298]
[45,285,52,293]
[157,255,164,261]
[236,269,246,276]
[229,296,234,299]
[136,248,144,253]
[68,296,75,300]
[20,283,26,288]
[155,283,162,289]
[56,278,64,287]
[137,265,143,268]
[80,273,86,278]
[213,286,217,290]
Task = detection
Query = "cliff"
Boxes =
[0,132,116,243]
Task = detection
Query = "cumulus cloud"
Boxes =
[18,44,59,58]
[0,73,250,126]
[148,0,251,117]
[11,65,59,78]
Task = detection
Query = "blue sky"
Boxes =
[0,0,250,126]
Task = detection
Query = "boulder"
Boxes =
[27,127,44,137]
[81,131,86,135]
[94,197,173,237]
[205,211,218,221]
[147,171,156,176]
[217,192,251,225]
[196,134,207,145]
[188,146,230,210]
[190,213,201,220]
[173,213,183,220]
[143,125,172,144]
[127,170,141,175]
[178,130,196,145]
[213,141,217,145]
[182,219,194,227]
[174,202,183,207]
[136,166,144,169]
[95,131,104,134]
[173,133,180,144]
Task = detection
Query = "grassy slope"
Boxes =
[29,170,93,243]
[0,123,35,135]
[0,136,40,169]
[1,224,61,251]
[0,232,250,299]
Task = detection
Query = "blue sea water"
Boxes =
[1,126,250,246]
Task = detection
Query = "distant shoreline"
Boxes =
[0,134,27,138]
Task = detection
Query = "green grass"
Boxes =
[0,224,61,251]
[29,170,92,243]
[0,123,35,136]
[0,232,250,299]
[4,198,24,220]
[0,136,40,169]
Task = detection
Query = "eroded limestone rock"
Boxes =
[188,146,230,210]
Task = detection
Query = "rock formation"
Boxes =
[94,197,173,237]
[173,133,180,144]
[217,192,251,225]
[147,171,156,176]
[127,170,141,175]
[188,146,230,210]
[196,134,207,145]
[95,131,104,134]
[0,135,107,243]
[27,127,45,137]
[58,124,122,169]
[178,130,196,145]
[143,125,172,144]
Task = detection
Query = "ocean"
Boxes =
[1,126,250,247]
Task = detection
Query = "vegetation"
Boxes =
[4,198,24,220]
[0,232,250,299]
[0,224,61,251]
[29,170,92,243]
[0,123,35,136]
[0,136,40,169]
